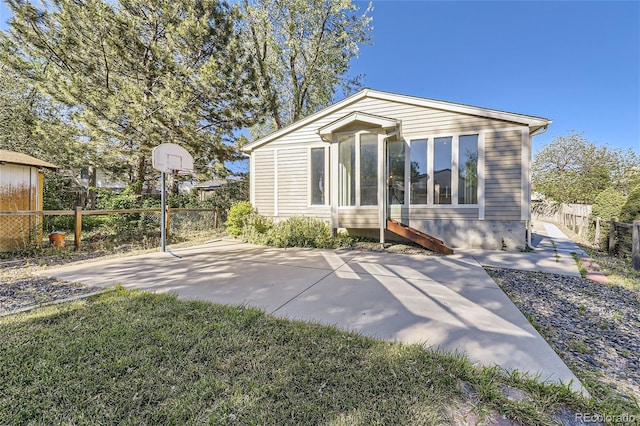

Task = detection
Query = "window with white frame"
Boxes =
[310,147,326,205]
[338,132,379,207]
[408,134,479,206]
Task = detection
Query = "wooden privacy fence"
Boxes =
[593,217,640,271]
[0,207,219,250]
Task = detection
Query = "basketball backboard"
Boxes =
[152,143,194,174]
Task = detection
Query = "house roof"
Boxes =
[0,150,59,170]
[243,88,552,152]
[318,111,401,140]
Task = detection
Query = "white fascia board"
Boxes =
[365,90,552,128]
[318,111,400,140]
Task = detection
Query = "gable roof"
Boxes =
[243,88,552,152]
[0,150,59,170]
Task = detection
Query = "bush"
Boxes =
[241,214,351,249]
[225,201,254,236]
[591,187,627,222]
[619,184,640,223]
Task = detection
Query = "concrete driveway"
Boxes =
[36,239,582,392]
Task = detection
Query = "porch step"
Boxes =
[386,218,454,255]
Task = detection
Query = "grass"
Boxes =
[0,288,599,425]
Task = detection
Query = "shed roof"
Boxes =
[0,150,59,170]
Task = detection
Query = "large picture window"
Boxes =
[388,140,405,204]
[407,134,479,206]
[434,137,452,204]
[360,134,378,205]
[410,139,427,204]
[338,135,356,206]
[458,135,478,204]
[311,147,325,205]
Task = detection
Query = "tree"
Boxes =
[532,132,623,204]
[2,0,260,193]
[242,0,372,134]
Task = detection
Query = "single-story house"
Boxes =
[0,150,59,251]
[242,89,551,250]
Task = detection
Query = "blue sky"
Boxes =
[1,0,638,156]
[351,0,639,155]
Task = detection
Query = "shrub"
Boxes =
[225,201,254,236]
[591,187,627,222]
[241,214,351,249]
[619,184,640,223]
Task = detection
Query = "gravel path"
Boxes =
[0,253,108,315]
[487,267,640,405]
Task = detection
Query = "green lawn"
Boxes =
[0,288,604,425]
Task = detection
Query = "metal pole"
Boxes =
[161,171,166,252]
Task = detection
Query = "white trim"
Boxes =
[243,89,552,152]
[521,128,531,221]
[274,149,279,217]
[330,137,339,231]
[378,133,386,243]
[318,111,400,140]
[250,151,255,206]
[478,131,486,220]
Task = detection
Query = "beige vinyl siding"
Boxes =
[253,150,275,216]
[277,148,307,216]
[484,129,523,220]
[388,207,478,222]
[267,97,520,147]
[338,208,379,228]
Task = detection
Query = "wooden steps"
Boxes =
[386,218,454,255]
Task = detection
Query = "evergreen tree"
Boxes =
[2,0,260,193]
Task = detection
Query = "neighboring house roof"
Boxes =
[195,178,229,190]
[0,150,59,170]
[243,88,552,152]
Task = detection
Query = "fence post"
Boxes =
[166,207,171,236]
[594,217,600,245]
[74,206,82,250]
[214,208,219,229]
[608,218,616,255]
[633,221,640,271]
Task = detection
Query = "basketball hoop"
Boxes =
[152,144,195,253]
[152,143,195,174]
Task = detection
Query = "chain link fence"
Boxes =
[0,208,222,253]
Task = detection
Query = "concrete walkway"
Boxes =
[458,222,586,276]
[36,239,583,393]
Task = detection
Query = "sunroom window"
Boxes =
[339,132,379,207]
[408,134,479,206]
[311,147,326,205]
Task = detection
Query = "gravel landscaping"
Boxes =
[488,267,640,406]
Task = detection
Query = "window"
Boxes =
[360,134,378,205]
[410,139,427,204]
[407,134,479,206]
[458,135,478,204]
[434,137,452,204]
[311,147,325,205]
[388,140,405,204]
[339,135,356,206]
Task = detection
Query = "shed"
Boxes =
[242,89,551,251]
[0,150,59,251]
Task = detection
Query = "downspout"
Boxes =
[527,124,549,249]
